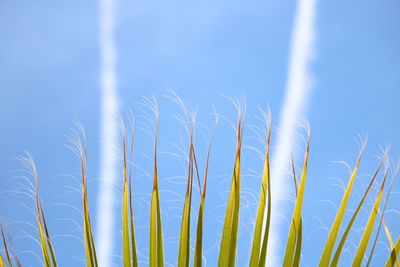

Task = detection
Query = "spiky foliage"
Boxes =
[121,120,139,267]
[218,116,243,267]
[68,127,98,267]
[18,155,58,267]
[0,225,21,267]
[177,137,195,267]
[319,142,366,266]
[1,108,399,267]
[366,162,399,266]
[282,127,310,267]
[148,100,164,267]
[330,160,384,267]
[193,142,212,267]
[249,110,272,267]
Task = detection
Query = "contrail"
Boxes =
[265,0,317,265]
[97,0,119,266]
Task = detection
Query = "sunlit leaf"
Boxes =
[319,144,366,267]
[149,114,164,267]
[352,169,388,266]
[218,118,243,267]
[178,140,194,267]
[194,142,212,267]
[0,225,12,267]
[282,130,310,266]
[249,112,271,267]
[330,161,383,267]
[385,237,400,267]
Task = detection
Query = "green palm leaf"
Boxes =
[282,130,310,266]
[385,237,400,267]
[319,144,366,266]
[149,114,164,267]
[249,113,271,267]
[352,169,388,266]
[178,140,194,267]
[193,142,212,267]
[218,118,243,267]
[330,161,383,266]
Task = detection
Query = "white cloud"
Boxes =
[265,0,317,265]
[96,0,119,266]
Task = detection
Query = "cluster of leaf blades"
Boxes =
[121,123,138,267]
[1,113,400,267]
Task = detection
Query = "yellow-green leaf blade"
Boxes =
[249,119,271,267]
[366,163,398,267]
[382,219,399,267]
[149,185,158,267]
[352,172,387,266]
[80,148,98,267]
[178,196,191,267]
[283,133,310,266]
[30,156,57,267]
[129,178,139,267]
[194,142,211,267]
[122,133,132,267]
[330,161,383,267]
[122,180,131,267]
[39,205,57,267]
[218,120,242,267]
[319,147,365,267]
[293,219,303,267]
[194,196,205,267]
[178,143,194,267]
[0,255,5,267]
[149,120,164,267]
[249,184,267,267]
[156,186,164,267]
[1,225,13,267]
[38,214,51,267]
[385,237,400,267]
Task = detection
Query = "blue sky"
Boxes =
[1,0,400,266]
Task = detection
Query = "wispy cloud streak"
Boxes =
[97,0,119,266]
[266,0,317,264]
